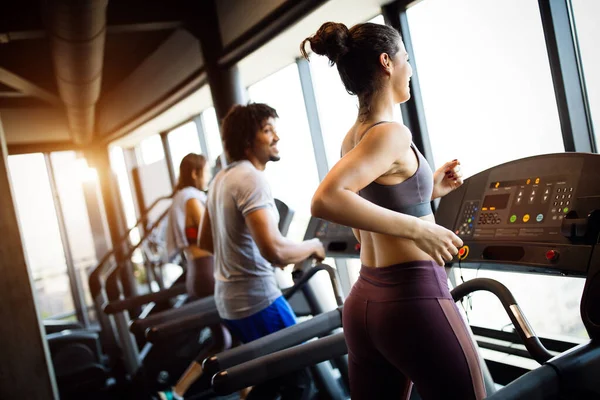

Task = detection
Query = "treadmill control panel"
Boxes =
[436,153,600,276]
[455,175,577,241]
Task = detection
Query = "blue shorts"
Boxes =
[223,296,297,343]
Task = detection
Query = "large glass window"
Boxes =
[140,134,165,165]
[248,63,321,241]
[110,146,141,243]
[407,0,564,176]
[310,14,402,168]
[8,153,74,319]
[202,107,224,165]
[571,0,600,149]
[167,121,202,177]
[50,151,99,316]
[453,268,588,341]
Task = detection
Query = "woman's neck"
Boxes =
[358,87,396,124]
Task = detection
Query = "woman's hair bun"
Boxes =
[301,22,350,64]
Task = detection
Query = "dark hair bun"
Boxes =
[301,22,350,64]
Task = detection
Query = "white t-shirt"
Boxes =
[207,160,281,320]
[166,186,207,257]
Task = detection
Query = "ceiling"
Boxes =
[1,0,395,153]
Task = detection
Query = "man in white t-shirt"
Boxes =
[200,103,325,399]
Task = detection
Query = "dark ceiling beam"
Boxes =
[0,21,182,43]
[0,92,27,98]
[218,0,328,68]
[97,29,206,144]
[0,67,62,106]
[107,21,182,34]
[0,98,56,108]
[1,1,182,43]
[106,1,184,26]
[6,141,78,156]
[98,71,207,145]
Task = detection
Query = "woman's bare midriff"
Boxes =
[354,213,436,268]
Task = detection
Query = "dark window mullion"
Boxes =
[538,0,596,153]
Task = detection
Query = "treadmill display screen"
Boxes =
[482,194,510,210]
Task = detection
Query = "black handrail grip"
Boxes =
[129,296,216,336]
[282,264,328,300]
[203,307,343,376]
[283,262,342,304]
[103,284,187,314]
[212,332,347,395]
[145,308,221,343]
[451,278,554,364]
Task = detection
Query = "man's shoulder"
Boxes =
[228,161,267,184]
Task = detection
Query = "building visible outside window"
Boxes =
[570,0,600,150]
[168,121,202,178]
[248,63,320,242]
[405,0,585,340]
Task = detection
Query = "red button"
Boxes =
[458,248,465,256]
[354,243,361,251]
[545,250,559,261]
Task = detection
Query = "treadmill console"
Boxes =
[304,217,360,258]
[437,153,600,276]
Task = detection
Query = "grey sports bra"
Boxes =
[357,122,434,217]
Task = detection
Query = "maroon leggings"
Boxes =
[343,260,486,400]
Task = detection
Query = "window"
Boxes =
[167,121,202,177]
[50,151,99,316]
[201,107,224,165]
[140,134,165,165]
[110,146,141,243]
[8,153,74,319]
[571,0,600,149]
[453,268,588,340]
[309,14,403,168]
[407,0,564,176]
[248,63,321,241]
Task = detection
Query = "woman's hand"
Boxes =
[432,159,463,199]
[414,220,463,267]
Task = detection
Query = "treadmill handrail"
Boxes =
[212,332,347,395]
[103,283,187,314]
[139,263,336,341]
[203,307,343,376]
[210,278,556,395]
[89,194,173,298]
[451,277,554,364]
[129,296,216,336]
[145,308,222,343]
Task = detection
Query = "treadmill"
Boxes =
[210,152,600,399]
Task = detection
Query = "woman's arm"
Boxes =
[311,123,462,266]
[198,208,214,254]
[186,198,205,228]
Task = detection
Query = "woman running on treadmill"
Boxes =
[302,22,486,400]
[160,153,231,400]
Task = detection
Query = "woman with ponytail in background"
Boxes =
[161,153,231,400]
